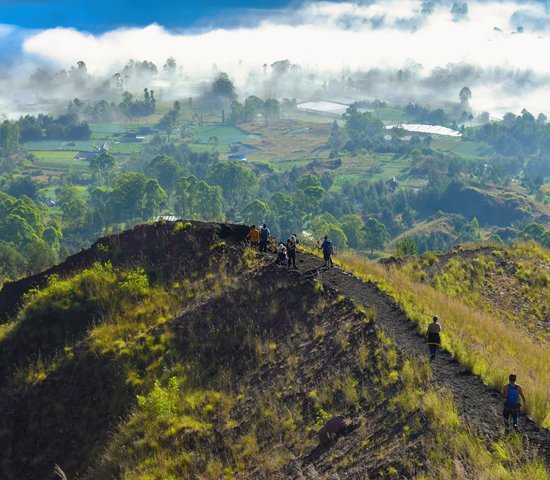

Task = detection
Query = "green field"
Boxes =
[196,125,261,144]
[431,138,494,158]
[90,123,126,134]
[330,152,411,188]
[31,151,77,160]
[108,142,146,154]
[34,160,89,172]
[188,143,230,154]
[24,140,96,151]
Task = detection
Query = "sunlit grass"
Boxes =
[334,250,550,427]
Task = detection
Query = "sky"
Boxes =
[2,0,550,116]
[0,0,293,32]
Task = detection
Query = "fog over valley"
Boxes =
[2,0,550,118]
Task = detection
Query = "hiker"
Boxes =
[320,235,334,268]
[246,225,260,248]
[277,242,287,265]
[425,315,441,360]
[259,223,270,252]
[503,373,526,429]
[287,233,298,268]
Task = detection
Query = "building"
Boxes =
[228,153,247,162]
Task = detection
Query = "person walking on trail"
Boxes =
[503,373,526,429]
[259,223,270,252]
[425,315,442,360]
[246,225,260,248]
[320,235,334,268]
[287,234,298,268]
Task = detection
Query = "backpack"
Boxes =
[505,384,520,408]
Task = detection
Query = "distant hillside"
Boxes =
[0,222,548,479]
[438,185,532,226]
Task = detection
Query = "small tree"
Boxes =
[395,237,417,257]
[363,218,389,255]
[240,199,271,226]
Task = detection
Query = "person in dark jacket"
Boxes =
[259,223,270,252]
[287,234,298,268]
[425,315,441,360]
[320,235,334,268]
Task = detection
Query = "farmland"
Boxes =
[17,104,515,200]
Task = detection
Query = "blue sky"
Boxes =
[0,0,294,32]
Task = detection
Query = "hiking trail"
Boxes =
[291,251,550,463]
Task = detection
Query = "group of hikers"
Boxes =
[247,224,527,433]
[246,224,334,269]
[425,316,526,429]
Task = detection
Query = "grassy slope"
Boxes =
[334,243,550,428]
[0,223,548,479]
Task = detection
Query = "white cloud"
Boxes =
[20,1,549,75]
[4,0,550,115]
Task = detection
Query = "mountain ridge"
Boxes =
[0,220,548,479]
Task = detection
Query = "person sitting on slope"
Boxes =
[277,242,287,265]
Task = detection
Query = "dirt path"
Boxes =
[292,252,550,463]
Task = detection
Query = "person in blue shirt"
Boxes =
[320,235,334,268]
[259,223,270,252]
[503,373,526,429]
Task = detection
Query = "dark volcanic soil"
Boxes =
[1,222,548,477]
[290,250,550,464]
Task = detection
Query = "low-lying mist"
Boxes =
[2,0,550,118]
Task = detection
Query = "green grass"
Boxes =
[188,143,230,154]
[335,249,550,427]
[331,152,410,187]
[196,125,261,144]
[24,140,97,151]
[31,151,90,171]
[31,150,78,160]
[2,241,549,479]
[90,132,112,140]
[109,142,146,154]
[90,123,126,134]
[430,138,494,158]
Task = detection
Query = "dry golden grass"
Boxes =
[334,251,550,428]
